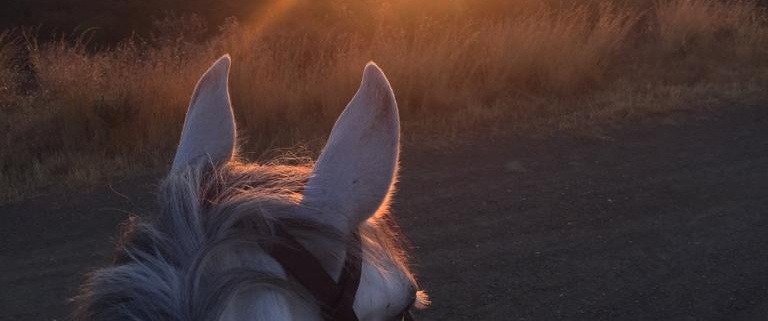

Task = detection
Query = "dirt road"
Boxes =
[2,106,767,320]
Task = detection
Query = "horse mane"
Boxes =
[72,159,417,321]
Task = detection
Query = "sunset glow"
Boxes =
[242,0,301,36]
[3,0,768,320]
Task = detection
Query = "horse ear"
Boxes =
[302,62,400,234]
[171,55,236,172]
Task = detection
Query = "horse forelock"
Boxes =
[73,160,417,321]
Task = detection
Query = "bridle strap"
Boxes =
[331,231,362,320]
[268,225,362,321]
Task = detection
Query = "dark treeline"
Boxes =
[0,0,267,42]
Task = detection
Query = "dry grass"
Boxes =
[1,0,767,201]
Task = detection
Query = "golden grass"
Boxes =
[1,0,767,201]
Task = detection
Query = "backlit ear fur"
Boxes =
[171,55,236,172]
[302,62,400,234]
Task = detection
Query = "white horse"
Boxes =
[74,55,427,321]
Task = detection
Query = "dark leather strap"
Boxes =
[268,225,362,321]
[330,231,362,321]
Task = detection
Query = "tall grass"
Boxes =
[1,0,767,201]
[0,31,20,107]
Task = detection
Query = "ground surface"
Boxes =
[1,106,767,320]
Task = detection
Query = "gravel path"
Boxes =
[2,106,767,320]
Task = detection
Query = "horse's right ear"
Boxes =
[171,55,236,173]
[302,62,400,235]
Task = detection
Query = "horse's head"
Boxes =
[74,56,427,321]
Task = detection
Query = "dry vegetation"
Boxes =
[1,0,767,201]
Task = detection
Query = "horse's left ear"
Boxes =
[171,55,236,172]
[302,62,400,234]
